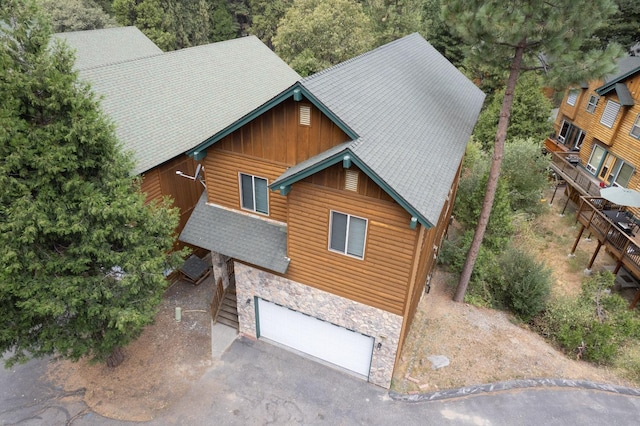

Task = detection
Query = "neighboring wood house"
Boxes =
[545,56,640,303]
[55,27,300,241]
[179,33,485,388]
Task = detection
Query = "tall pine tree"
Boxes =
[0,0,181,367]
[443,0,624,302]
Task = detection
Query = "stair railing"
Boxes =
[210,277,224,323]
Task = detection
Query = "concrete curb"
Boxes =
[389,378,640,402]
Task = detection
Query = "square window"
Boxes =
[631,114,640,139]
[586,95,598,113]
[329,211,367,259]
[239,173,269,215]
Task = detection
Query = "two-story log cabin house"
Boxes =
[179,33,485,388]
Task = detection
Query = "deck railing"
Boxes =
[577,197,640,278]
[549,151,601,197]
[210,277,224,323]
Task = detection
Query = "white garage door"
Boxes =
[257,299,374,377]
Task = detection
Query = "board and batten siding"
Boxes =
[139,155,205,249]
[213,97,350,166]
[285,181,418,315]
[304,163,395,203]
[203,149,289,223]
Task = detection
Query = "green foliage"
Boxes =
[501,137,551,214]
[443,0,624,91]
[536,273,640,364]
[439,231,501,306]
[588,0,640,52]
[273,0,375,76]
[473,74,554,149]
[248,0,291,49]
[361,0,423,46]
[113,0,239,51]
[453,142,513,251]
[39,0,116,32]
[0,0,181,367]
[420,0,464,67]
[494,247,552,321]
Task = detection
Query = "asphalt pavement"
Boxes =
[2,337,640,425]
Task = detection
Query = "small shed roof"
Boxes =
[53,26,162,71]
[180,193,290,273]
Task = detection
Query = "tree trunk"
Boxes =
[453,39,527,302]
[106,346,125,368]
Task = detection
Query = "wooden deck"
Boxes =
[574,196,640,308]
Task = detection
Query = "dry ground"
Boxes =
[48,188,639,421]
[48,278,215,422]
[392,187,637,393]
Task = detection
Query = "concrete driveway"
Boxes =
[2,337,640,425]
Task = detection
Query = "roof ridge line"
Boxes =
[302,33,421,82]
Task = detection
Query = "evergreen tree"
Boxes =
[443,0,624,302]
[589,0,640,51]
[0,0,181,368]
[273,0,374,76]
[361,0,423,46]
[249,0,292,49]
[113,0,239,51]
[420,0,465,67]
[39,0,116,33]
[473,73,553,149]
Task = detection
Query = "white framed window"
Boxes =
[600,100,621,128]
[566,89,579,106]
[239,173,269,215]
[586,95,599,113]
[329,211,367,259]
[586,145,606,175]
[613,162,634,188]
[557,120,585,149]
[558,120,570,143]
[631,114,640,139]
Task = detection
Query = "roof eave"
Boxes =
[596,65,640,96]
[270,148,434,229]
[186,83,358,159]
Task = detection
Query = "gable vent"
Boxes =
[345,169,359,192]
[299,105,311,126]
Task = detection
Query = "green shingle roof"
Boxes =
[596,56,640,99]
[274,33,485,227]
[180,193,290,273]
[53,26,162,71]
[75,35,300,175]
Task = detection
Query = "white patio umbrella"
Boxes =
[600,186,640,208]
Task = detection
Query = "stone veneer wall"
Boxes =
[234,262,403,389]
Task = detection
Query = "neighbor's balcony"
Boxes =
[576,196,640,307]
[548,149,601,198]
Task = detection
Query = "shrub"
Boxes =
[438,230,502,307]
[535,272,640,364]
[494,248,552,321]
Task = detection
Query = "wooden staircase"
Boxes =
[214,285,239,330]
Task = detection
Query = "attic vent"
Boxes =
[345,169,359,192]
[299,105,311,126]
